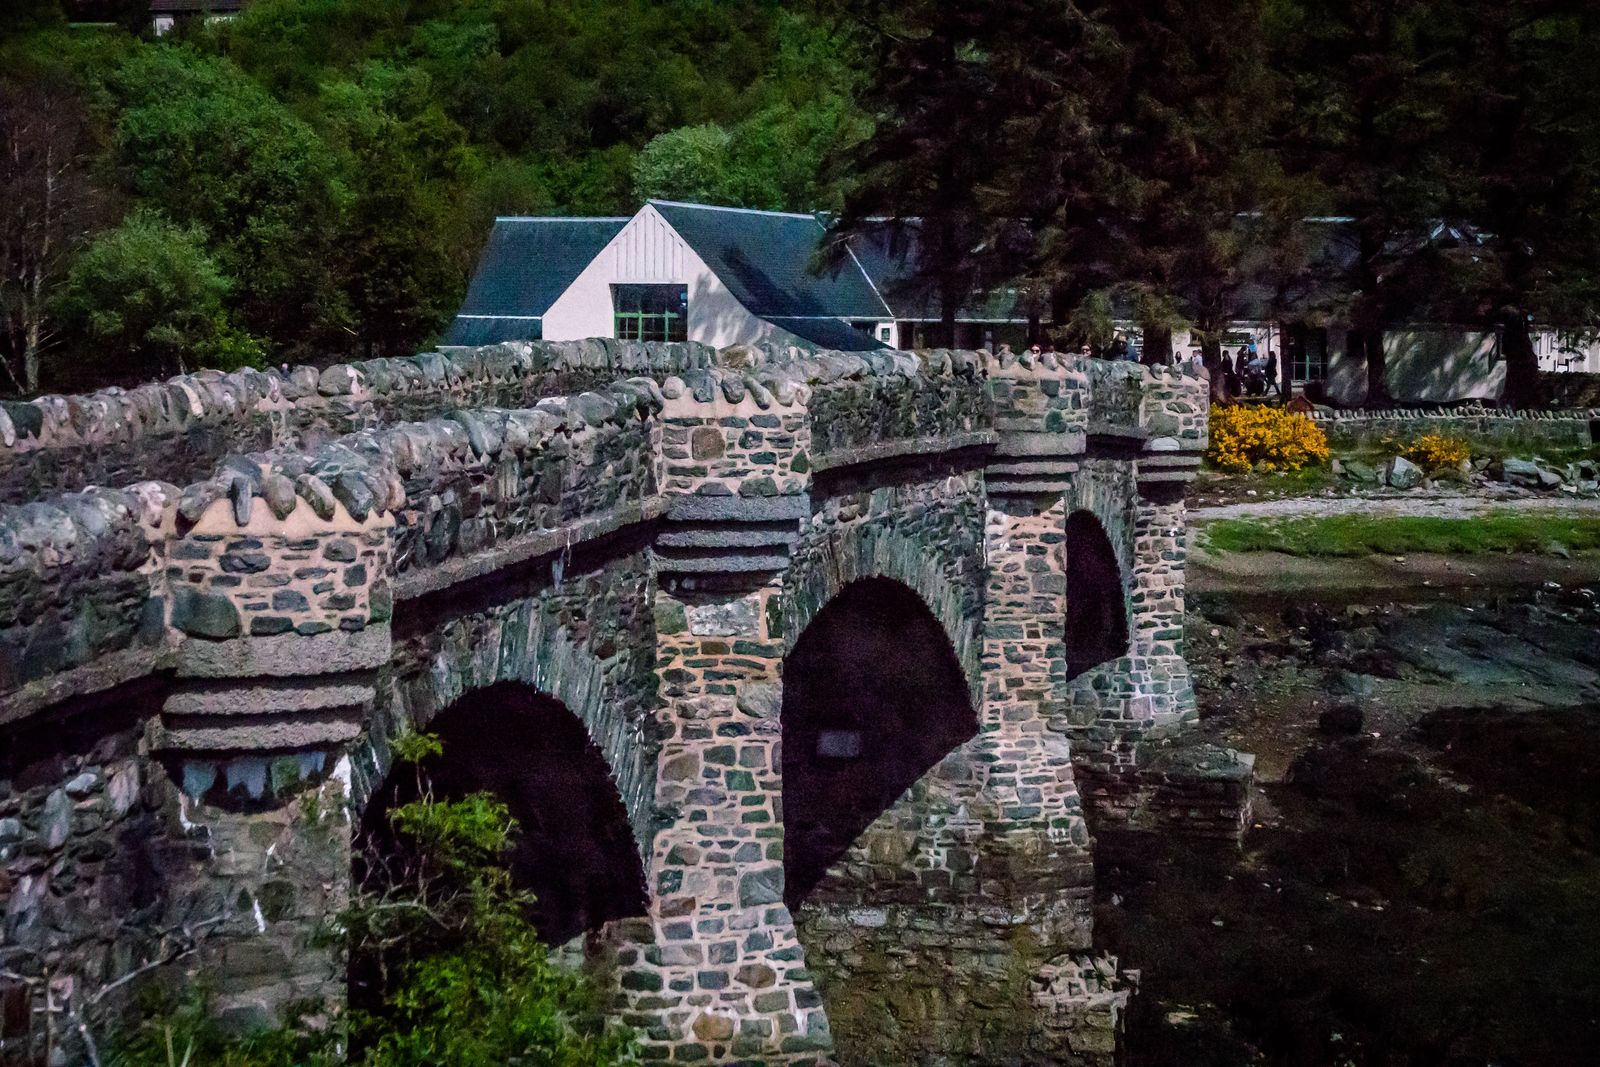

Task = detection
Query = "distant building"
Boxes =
[447,202,1598,401]
[443,201,1035,353]
[148,0,247,35]
[1144,219,1600,405]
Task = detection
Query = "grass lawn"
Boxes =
[1200,511,1600,556]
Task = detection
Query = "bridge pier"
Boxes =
[149,492,394,1027]
[618,577,832,1064]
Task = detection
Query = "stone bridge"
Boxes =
[0,340,1248,1064]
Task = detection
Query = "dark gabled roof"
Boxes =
[440,315,542,346]
[848,225,1028,322]
[149,0,246,13]
[649,201,892,320]
[765,317,887,351]
[457,216,627,318]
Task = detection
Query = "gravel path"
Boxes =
[1192,493,1600,522]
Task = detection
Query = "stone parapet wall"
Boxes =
[803,349,988,461]
[987,353,1090,438]
[0,484,175,707]
[1314,406,1600,450]
[0,340,719,502]
[1084,359,1210,448]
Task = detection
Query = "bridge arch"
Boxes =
[356,681,649,950]
[357,597,658,868]
[780,576,980,906]
[783,522,984,709]
[1065,508,1130,679]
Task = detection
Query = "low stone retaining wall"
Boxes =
[1315,407,1600,451]
[1076,740,1255,842]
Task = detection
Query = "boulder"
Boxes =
[1384,455,1424,490]
[1500,456,1543,488]
[1340,458,1379,484]
[1318,702,1365,736]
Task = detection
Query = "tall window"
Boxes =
[1287,324,1330,382]
[613,284,687,342]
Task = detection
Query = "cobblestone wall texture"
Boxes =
[1315,406,1600,451]
[0,341,1218,1065]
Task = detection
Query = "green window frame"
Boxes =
[1288,325,1330,382]
[613,284,688,343]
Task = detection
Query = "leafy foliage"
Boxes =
[1398,432,1472,474]
[1206,404,1330,472]
[105,732,636,1067]
[56,209,251,378]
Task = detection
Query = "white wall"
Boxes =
[542,205,781,348]
[1169,323,1279,364]
[1322,327,1504,404]
[1385,328,1503,402]
[1534,329,1600,373]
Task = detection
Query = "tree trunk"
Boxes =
[1200,336,1229,403]
[23,323,40,396]
[1501,312,1538,409]
[1140,323,1172,366]
[1360,327,1390,407]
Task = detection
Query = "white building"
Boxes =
[443,201,1034,353]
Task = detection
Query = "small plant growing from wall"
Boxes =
[1205,405,1331,472]
[104,733,637,1067]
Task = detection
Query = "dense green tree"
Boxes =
[318,65,467,355]
[55,209,242,378]
[0,32,114,393]
[1441,0,1600,407]
[831,0,1299,365]
[632,123,736,205]
[104,44,349,355]
[0,0,65,38]
[1267,0,1471,403]
[827,1,1031,344]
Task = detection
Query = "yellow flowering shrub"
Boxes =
[1206,403,1331,472]
[1399,432,1472,473]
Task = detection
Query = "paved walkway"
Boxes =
[1192,493,1600,522]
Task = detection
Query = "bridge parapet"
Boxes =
[0,340,718,501]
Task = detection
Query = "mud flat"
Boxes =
[1104,571,1600,1066]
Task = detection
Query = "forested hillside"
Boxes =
[5,0,1600,406]
[0,0,865,389]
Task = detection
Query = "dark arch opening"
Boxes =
[1065,510,1129,680]
[781,577,979,907]
[355,683,648,953]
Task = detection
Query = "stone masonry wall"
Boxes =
[0,485,173,705]
[0,340,717,503]
[1316,406,1599,451]
[620,576,830,1063]
[0,342,1214,1064]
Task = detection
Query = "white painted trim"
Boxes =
[494,216,630,223]
[646,199,820,221]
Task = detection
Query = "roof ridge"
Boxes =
[494,215,630,223]
[647,199,820,221]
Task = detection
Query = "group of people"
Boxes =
[1001,337,1280,397]
[1225,343,1279,397]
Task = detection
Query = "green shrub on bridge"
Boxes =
[106,734,636,1067]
